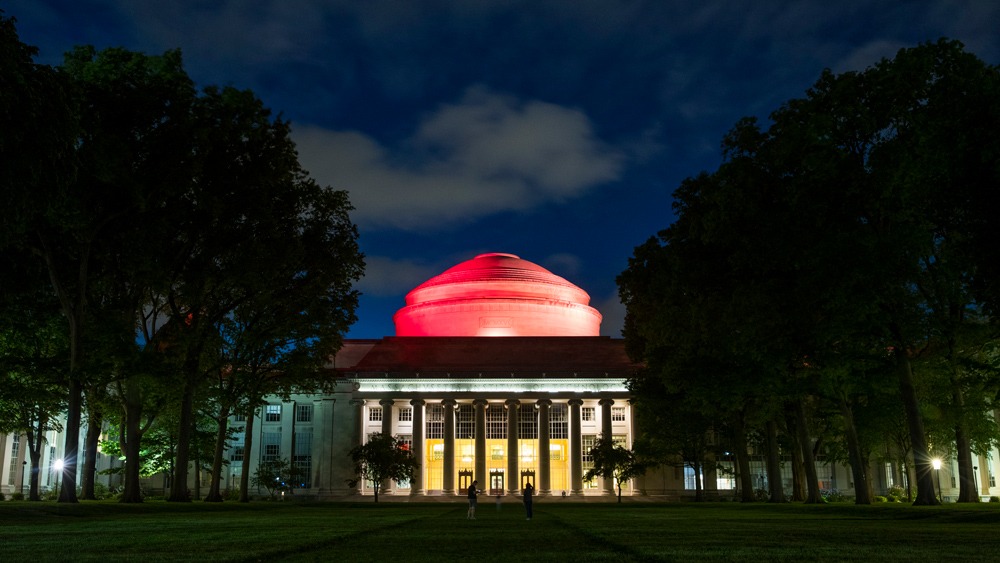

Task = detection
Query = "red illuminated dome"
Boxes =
[393,253,602,336]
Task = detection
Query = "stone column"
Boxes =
[410,399,426,496]
[506,399,519,494]
[312,398,330,493]
[569,398,584,494]
[379,399,394,494]
[474,398,488,489]
[349,399,365,494]
[630,399,646,495]
[537,399,551,495]
[599,398,615,495]
[442,399,456,494]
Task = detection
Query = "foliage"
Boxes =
[886,486,906,503]
[583,434,650,503]
[347,433,417,503]
[873,496,887,503]
[820,488,848,503]
[10,492,24,501]
[250,458,300,500]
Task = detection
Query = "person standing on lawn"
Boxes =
[467,480,480,520]
[523,482,534,520]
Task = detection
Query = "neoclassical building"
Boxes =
[250,252,643,498]
[5,253,999,501]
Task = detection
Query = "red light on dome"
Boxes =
[393,253,601,337]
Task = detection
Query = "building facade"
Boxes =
[4,253,1000,501]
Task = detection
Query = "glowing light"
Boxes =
[932,459,942,470]
[393,253,602,337]
[53,459,64,472]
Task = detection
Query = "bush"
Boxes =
[873,495,887,503]
[224,488,242,501]
[989,496,999,503]
[11,492,24,501]
[886,485,906,503]
[92,481,110,500]
[820,488,847,503]
[0,492,5,501]
[753,488,770,502]
[43,488,59,501]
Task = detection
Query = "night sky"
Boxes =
[7,1,998,338]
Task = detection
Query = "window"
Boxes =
[582,407,595,422]
[457,405,475,439]
[582,435,597,489]
[369,406,382,422]
[8,434,19,485]
[233,413,246,422]
[261,432,281,462]
[426,405,444,439]
[612,407,626,422]
[486,404,506,439]
[491,445,504,461]
[294,433,312,488]
[265,405,281,422]
[613,435,627,448]
[296,405,313,423]
[988,457,996,488]
[550,404,568,440]
[398,407,412,422]
[230,430,245,462]
[518,405,537,440]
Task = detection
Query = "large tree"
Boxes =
[347,433,417,503]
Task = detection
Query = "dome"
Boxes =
[393,253,602,336]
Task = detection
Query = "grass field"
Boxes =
[2,500,999,562]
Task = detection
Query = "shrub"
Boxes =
[0,492,5,501]
[92,481,110,500]
[873,495,886,503]
[11,492,24,501]
[989,496,999,503]
[820,488,847,503]
[224,488,242,501]
[886,485,906,503]
[43,488,59,501]
[753,488,770,502]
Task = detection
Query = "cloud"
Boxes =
[294,86,625,230]
[542,253,582,279]
[594,291,626,338]
[832,40,908,74]
[354,256,440,297]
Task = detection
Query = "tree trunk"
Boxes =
[951,372,979,502]
[765,420,784,503]
[121,379,144,503]
[28,413,46,502]
[60,379,82,503]
[239,406,257,502]
[785,409,806,501]
[374,482,379,503]
[794,398,822,503]
[732,409,755,502]
[205,406,230,502]
[81,411,102,500]
[837,393,870,504]
[168,377,196,502]
[892,345,940,505]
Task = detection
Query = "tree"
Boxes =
[250,458,300,500]
[584,434,648,503]
[347,433,417,503]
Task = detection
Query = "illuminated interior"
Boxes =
[394,253,602,336]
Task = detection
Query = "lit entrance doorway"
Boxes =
[489,470,504,495]
[458,470,473,494]
[521,470,535,492]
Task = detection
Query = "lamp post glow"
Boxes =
[932,458,942,501]
[53,459,64,497]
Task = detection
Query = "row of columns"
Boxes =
[352,396,624,496]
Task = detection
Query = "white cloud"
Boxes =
[832,40,908,74]
[354,256,440,297]
[294,86,624,230]
[594,291,626,338]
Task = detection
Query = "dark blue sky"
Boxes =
[7,1,998,338]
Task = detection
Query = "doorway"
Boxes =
[489,469,504,495]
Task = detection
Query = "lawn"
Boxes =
[1,500,999,562]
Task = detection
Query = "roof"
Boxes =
[331,336,640,377]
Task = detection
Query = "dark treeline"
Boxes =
[619,40,1000,505]
[0,14,364,503]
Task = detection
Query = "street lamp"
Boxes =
[54,459,64,498]
[931,458,942,501]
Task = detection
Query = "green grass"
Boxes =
[2,500,999,562]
